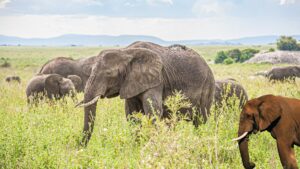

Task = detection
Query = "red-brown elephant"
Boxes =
[233,94,300,169]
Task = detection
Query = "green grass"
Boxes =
[0,46,299,168]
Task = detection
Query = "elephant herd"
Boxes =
[11,41,300,168]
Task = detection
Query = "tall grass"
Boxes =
[0,46,299,168]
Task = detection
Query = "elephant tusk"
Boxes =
[75,100,84,108]
[232,132,248,141]
[76,96,100,108]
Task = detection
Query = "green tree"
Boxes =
[215,51,228,64]
[227,49,241,62]
[276,36,299,51]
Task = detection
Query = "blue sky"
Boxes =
[0,0,299,40]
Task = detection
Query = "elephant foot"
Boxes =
[244,162,255,169]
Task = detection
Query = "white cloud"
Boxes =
[280,0,299,5]
[0,0,10,8]
[0,14,299,40]
[146,0,173,5]
[73,0,103,6]
[192,0,234,17]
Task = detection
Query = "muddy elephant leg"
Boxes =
[140,86,163,119]
[276,139,298,169]
[125,98,144,121]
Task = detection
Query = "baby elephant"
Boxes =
[5,76,21,83]
[233,95,300,169]
[67,75,83,92]
[214,79,248,108]
[26,74,75,103]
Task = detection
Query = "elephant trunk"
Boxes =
[238,131,255,169]
[81,91,98,146]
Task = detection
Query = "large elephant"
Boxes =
[77,42,215,146]
[26,74,75,102]
[255,66,300,82]
[233,94,300,169]
[39,56,98,92]
[214,79,248,108]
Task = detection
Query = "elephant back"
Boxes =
[214,79,248,108]
[39,57,76,76]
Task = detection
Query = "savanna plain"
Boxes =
[0,45,299,168]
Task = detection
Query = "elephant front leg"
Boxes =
[140,86,163,119]
[125,98,144,122]
[276,139,298,169]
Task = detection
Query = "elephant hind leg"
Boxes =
[276,139,298,169]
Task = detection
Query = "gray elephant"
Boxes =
[67,75,83,92]
[5,76,21,83]
[214,79,248,108]
[39,56,98,92]
[77,41,215,146]
[255,66,300,82]
[26,74,75,102]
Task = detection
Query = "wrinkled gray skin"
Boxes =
[26,74,75,103]
[39,56,98,91]
[256,66,300,82]
[5,76,21,83]
[67,75,83,92]
[80,41,215,146]
[214,79,248,108]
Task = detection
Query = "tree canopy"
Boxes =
[277,36,300,51]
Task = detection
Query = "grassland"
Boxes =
[0,45,299,168]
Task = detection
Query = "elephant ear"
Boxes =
[45,74,63,99]
[256,100,282,131]
[120,49,163,99]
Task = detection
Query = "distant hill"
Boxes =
[0,34,299,46]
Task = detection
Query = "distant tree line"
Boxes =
[277,36,300,51]
[214,48,260,64]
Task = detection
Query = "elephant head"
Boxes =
[45,74,75,99]
[79,48,163,146]
[233,95,282,169]
[67,75,83,92]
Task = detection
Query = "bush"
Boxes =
[240,48,260,62]
[215,48,259,64]
[0,58,11,68]
[223,58,234,65]
[227,49,241,62]
[268,48,275,52]
[276,36,300,51]
[215,51,227,64]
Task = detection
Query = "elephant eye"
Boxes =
[105,70,117,77]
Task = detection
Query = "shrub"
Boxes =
[227,49,241,62]
[276,36,299,51]
[223,58,234,65]
[215,48,259,64]
[0,58,11,68]
[240,48,260,62]
[215,51,227,64]
[268,48,275,52]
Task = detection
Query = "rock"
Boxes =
[245,51,300,64]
